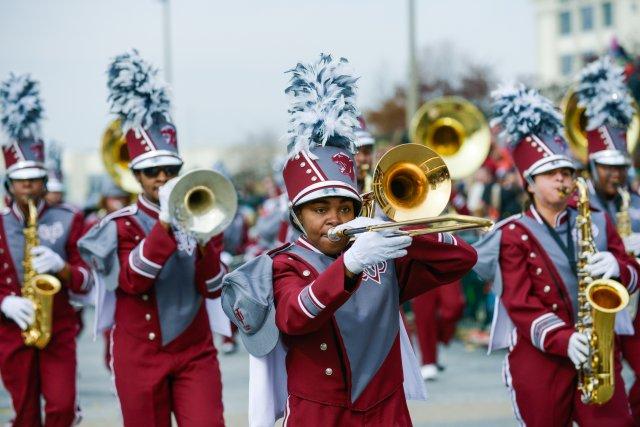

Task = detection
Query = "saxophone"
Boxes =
[575,178,629,404]
[22,198,62,349]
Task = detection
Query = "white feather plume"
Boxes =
[107,49,171,133]
[285,53,360,159]
[491,83,563,146]
[576,56,634,130]
[0,73,44,145]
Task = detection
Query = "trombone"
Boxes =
[328,144,493,241]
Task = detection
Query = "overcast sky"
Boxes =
[0,0,536,153]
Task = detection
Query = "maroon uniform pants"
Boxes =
[282,387,412,426]
[505,334,633,427]
[111,325,225,427]
[412,281,464,365]
[621,319,640,425]
[0,322,77,427]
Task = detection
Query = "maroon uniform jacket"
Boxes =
[272,233,477,411]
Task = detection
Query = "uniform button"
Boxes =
[134,236,140,241]
[3,263,7,269]
[148,332,156,341]
[543,285,551,293]
[0,249,4,254]
[324,368,333,376]
[320,343,327,351]
[142,294,149,301]
[306,169,312,174]
[530,252,536,258]
[302,270,310,277]
[125,221,131,226]
[536,267,542,275]
[145,313,151,321]
[10,291,15,296]
[508,224,515,230]
[552,304,558,311]
[6,278,11,284]
[521,234,529,241]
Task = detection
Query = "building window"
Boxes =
[561,54,574,76]
[580,6,594,31]
[603,2,614,27]
[559,11,572,35]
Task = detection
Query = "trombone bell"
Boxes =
[374,144,451,222]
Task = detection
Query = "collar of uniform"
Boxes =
[137,195,160,219]
[296,236,324,254]
[11,199,46,224]
[527,204,568,228]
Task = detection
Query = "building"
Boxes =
[533,0,640,85]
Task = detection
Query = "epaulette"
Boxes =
[98,204,138,228]
[492,213,522,230]
[50,202,80,214]
[267,242,293,258]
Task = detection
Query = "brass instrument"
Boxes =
[328,144,493,241]
[409,97,491,180]
[359,163,375,218]
[168,169,238,241]
[562,89,640,164]
[575,178,629,405]
[22,199,61,349]
[101,119,141,194]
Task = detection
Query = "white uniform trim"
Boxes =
[503,354,526,426]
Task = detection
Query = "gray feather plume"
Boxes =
[285,53,360,159]
[0,73,44,144]
[107,49,171,133]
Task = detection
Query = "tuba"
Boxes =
[166,169,238,242]
[22,199,61,349]
[101,119,141,194]
[409,97,491,180]
[562,88,640,164]
[329,144,493,241]
[575,178,629,405]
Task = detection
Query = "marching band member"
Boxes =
[354,117,374,193]
[576,56,640,423]
[222,54,477,426]
[0,74,91,426]
[44,140,65,206]
[78,50,225,427]
[474,83,638,426]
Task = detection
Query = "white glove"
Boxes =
[343,230,412,274]
[0,296,35,330]
[329,217,386,241]
[31,245,65,274]
[586,251,620,279]
[568,332,590,368]
[624,233,640,256]
[158,177,179,223]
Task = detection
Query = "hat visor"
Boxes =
[527,156,576,178]
[591,150,631,167]
[131,154,183,170]
[8,167,47,180]
[47,180,64,192]
[295,187,361,207]
[237,306,280,357]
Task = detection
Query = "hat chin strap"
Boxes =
[290,207,308,236]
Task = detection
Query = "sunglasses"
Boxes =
[140,165,182,178]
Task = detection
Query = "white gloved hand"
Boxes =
[567,332,590,368]
[31,245,65,274]
[158,177,179,223]
[586,251,620,279]
[0,296,35,330]
[624,233,640,256]
[343,230,412,274]
[329,217,386,242]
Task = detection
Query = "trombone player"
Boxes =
[473,83,639,426]
[79,51,226,426]
[0,74,91,426]
[574,56,640,423]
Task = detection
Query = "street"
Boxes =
[0,309,632,426]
